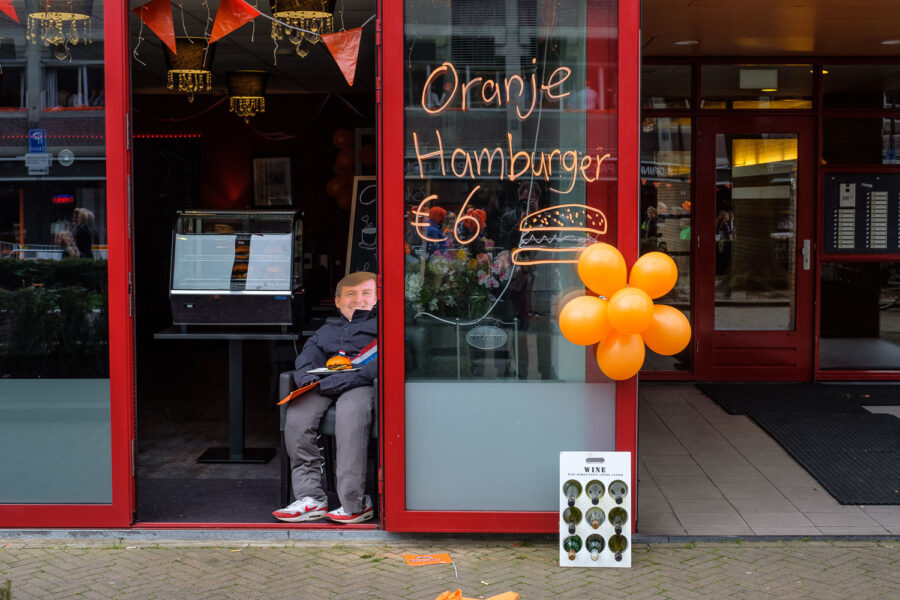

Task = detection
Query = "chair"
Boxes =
[278,371,378,506]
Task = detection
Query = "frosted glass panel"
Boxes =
[171,234,237,290]
[245,234,292,291]
[0,380,111,503]
[405,382,615,511]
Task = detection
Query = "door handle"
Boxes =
[802,239,811,270]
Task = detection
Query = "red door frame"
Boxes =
[0,1,135,527]
[380,0,640,533]
[695,115,816,381]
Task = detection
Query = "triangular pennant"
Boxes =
[133,0,176,55]
[0,0,18,23]
[208,0,260,44]
[321,28,362,87]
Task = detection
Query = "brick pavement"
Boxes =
[1,538,899,599]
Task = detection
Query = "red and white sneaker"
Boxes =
[272,496,328,522]
[326,495,374,524]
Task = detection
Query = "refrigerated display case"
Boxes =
[169,210,303,325]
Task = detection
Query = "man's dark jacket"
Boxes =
[293,305,377,397]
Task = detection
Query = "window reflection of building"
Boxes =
[0,20,108,382]
[639,117,693,371]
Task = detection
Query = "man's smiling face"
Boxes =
[336,279,377,321]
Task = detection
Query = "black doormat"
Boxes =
[137,478,283,523]
[136,479,357,523]
[698,383,900,505]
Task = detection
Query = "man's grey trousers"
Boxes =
[283,385,374,514]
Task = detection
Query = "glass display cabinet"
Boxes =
[169,210,303,326]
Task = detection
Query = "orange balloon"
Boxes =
[335,148,355,174]
[577,243,627,299]
[332,128,353,149]
[558,296,611,346]
[629,252,678,299]
[358,143,376,167]
[642,304,691,355]
[596,331,645,380]
[336,190,352,210]
[325,175,344,198]
[606,287,654,334]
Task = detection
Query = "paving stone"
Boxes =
[2,539,900,599]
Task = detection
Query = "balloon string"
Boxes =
[132,16,147,67]
[158,3,375,40]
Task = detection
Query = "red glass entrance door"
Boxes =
[694,116,815,381]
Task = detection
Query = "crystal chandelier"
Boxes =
[227,71,268,123]
[164,38,216,103]
[271,0,335,59]
[26,1,92,56]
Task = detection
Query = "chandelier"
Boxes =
[270,0,335,59]
[164,38,216,103]
[227,71,268,123]
[26,1,92,54]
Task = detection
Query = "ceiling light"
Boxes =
[761,88,777,92]
[881,40,900,45]
[227,71,268,123]
[673,40,699,46]
[271,0,335,59]
[164,37,216,103]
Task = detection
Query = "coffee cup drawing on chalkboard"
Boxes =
[359,216,377,251]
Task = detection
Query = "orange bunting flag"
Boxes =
[133,0,176,54]
[321,28,363,87]
[0,0,17,23]
[209,0,260,44]
[403,553,453,566]
[434,591,519,600]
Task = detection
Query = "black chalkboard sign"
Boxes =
[345,176,378,273]
[824,174,900,254]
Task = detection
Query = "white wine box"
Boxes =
[559,451,632,568]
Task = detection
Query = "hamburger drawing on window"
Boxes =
[512,204,608,265]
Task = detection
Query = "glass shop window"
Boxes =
[820,262,900,370]
[0,16,111,504]
[701,64,813,109]
[642,64,691,109]
[402,0,619,512]
[0,67,24,108]
[45,65,105,108]
[823,64,900,109]
[823,118,900,165]
[639,117,692,371]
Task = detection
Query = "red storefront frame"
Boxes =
[4,0,639,532]
[0,1,135,528]
[379,0,641,533]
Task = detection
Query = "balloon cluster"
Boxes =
[558,243,691,380]
[325,129,376,210]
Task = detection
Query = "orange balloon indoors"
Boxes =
[606,287,653,334]
[642,305,691,355]
[332,128,353,149]
[629,252,678,299]
[576,243,627,299]
[596,332,645,380]
[559,296,611,346]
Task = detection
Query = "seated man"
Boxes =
[273,271,377,524]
